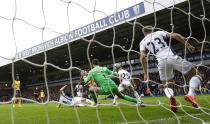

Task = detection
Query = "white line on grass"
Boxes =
[120,113,208,124]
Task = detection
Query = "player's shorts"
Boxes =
[72,97,83,106]
[99,83,118,95]
[157,55,193,81]
[59,95,72,104]
[77,92,83,97]
[118,81,131,92]
[15,90,21,97]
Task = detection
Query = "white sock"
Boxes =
[188,76,201,96]
[134,91,140,98]
[85,99,94,104]
[164,88,174,98]
[113,95,118,103]
[188,88,195,96]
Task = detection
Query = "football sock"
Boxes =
[90,91,97,104]
[134,91,140,98]
[122,95,137,103]
[164,88,174,98]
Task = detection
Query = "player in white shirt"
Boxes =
[139,26,197,112]
[57,85,94,108]
[112,64,141,104]
[75,82,84,97]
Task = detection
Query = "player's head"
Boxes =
[114,63,122,71]
[142,26,153,36]
[80,70,87,77]
[92,59,99,67]
[16,76,19,81]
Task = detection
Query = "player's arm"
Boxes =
[74,84,77,91]
[60,85,68,92]
[167,32,195,53]
[140,51,148,81]
[83,73,92,85]
[106,67,118,77]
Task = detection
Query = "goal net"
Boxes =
[0,0,210,124]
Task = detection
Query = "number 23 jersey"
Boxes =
[118,69,130,83]
[139,31,175,61]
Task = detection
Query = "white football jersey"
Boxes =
[139,31,175,61]
[75,84,83,92]
[118,69,130,82]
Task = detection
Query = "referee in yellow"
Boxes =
[12,76,22,107]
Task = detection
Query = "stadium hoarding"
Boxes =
[0,0,186,67]
[16,2,145,59]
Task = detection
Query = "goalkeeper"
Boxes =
[81,59,141,105]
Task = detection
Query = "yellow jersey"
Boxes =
[40,91,45,98]
[14,80,20,91]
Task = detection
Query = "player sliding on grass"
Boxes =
[139,26,197,112]
[57,85,94,108]
[81,59,142,105]
[112,64,141,105]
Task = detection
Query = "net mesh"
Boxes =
[0,0,210,124]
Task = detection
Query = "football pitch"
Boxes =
[0,95,209,124]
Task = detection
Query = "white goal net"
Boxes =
[0,0,210,124]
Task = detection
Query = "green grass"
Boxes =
[0,95,210,124]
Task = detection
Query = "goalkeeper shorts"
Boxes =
[99,85,118,95]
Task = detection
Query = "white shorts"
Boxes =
[59,96,84,106]
[72,97,85,106]
[77,92,83,97]
[158,55,193,81]
[59,95,72,104]
[118,81,131,91]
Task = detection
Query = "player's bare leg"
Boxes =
[186,67,197,82]
[89,86,99,105]
[12,99,16,108]
[57,103,61,108]
[18,99,22,107]
[112,84,124,105]
[81,98,95,106]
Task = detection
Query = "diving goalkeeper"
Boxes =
[81,59,141,105]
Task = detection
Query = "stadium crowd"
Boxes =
[0,52,210,102]
[16,64,210,102]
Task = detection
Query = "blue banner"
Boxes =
[17,2,145,59]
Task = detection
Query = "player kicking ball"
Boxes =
[81,59,142,106]
[57,85,94,108]
[139,26,197,112]
[112,64,141,105]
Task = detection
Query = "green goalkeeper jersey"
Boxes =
[84,66,118,88]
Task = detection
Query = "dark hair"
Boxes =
[142,26,153,35]
[16,76,19,80]
[92,59,99,66]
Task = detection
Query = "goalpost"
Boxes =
[0,0,210,124]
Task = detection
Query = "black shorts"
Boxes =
[15,90,22,97]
